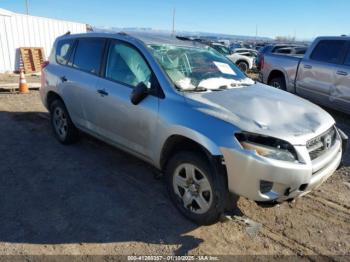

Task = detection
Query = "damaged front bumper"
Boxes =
[221,136,342,202]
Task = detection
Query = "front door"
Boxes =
[94,40,160,159]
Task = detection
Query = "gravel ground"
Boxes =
[0,89,349,259]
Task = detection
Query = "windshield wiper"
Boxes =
[174,84,207,92]
[193,86,208,92]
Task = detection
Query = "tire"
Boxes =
[165,151,228,225]
[268,76,286,91]
[49,99,79,144]
[237,61,249,73]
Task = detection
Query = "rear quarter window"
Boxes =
[55,39,75,65]
[310,40,346,64]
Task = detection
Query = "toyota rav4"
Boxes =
[40,32,346,225]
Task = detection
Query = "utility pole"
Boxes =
[172,8,176,36]
[25,0,29,15]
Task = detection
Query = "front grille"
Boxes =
[307,127,337,160]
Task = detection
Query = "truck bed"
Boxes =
[260,53,302,91]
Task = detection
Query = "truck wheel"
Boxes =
[269,77,286,91]
[50,99,79,144]
[237,61,249,73]
[165,151,227,225]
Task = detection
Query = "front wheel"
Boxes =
[165,152,228,225]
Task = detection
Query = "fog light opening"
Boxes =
[284,187,291,196]
[260,180,273,194]
[299,184,308,191]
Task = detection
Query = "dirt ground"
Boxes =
[0,85,349,258]
[0,73,40,85]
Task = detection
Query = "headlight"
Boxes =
[235,132,298,162]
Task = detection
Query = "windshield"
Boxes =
[148,44,253,91]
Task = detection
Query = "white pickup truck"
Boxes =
[260,36,350,114]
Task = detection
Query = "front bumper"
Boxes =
[221,137,342,202]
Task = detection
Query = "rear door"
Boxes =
[47,38,76,111]
[332,41,350,113]
[296,40,347,106]
[63,37,106,130]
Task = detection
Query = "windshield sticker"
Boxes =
[213,62,236,75]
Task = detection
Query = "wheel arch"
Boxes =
[267,70,286,84]
[235,59,249,66]
[159,135,221,172]
[46,91,65,111]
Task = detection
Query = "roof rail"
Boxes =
[118,32,128,36]
[176,36,207,44]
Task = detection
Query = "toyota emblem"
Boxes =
[324,134,332,149]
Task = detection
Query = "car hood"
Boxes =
[184,83,335,145]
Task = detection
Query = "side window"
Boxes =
[56,39,74,65]
[310,40,346,64]
[105,42,152,88]
[72,38,105,75]
[276,48,291,54]
[344,48,350,66]
[295,48,307,55]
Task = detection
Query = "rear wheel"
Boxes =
[269,76,286,91]
[237,61,249,73]
[165,151,228,225]
[50,99,79,144]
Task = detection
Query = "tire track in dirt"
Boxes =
[235,194,350,258]
[233,215,347,261]
[232,217,319,257]
[297,201,349,225]
[306,194,350,216]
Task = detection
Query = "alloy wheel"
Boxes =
[53,107,68,140]
[173,163,213,214]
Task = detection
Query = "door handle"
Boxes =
[60,76,68,82]
[97,89,108,96]
[337,71,348,76]
[304,65,312,69]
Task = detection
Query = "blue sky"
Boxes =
[1,0,349,40]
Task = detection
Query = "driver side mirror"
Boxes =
[130,82,149,105]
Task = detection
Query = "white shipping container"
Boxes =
[0,8,87,73]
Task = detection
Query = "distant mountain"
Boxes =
[92,26,272,42]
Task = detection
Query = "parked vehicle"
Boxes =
[229,42,242,51]
[41,32,345,225]
[209,43,255,72]
[256,44,305,70]
[260,36,350,114]
[254,43,268,51]
[232,48,258,54]
[175,37,254,72]
[232,48,258,58]
[273,46,307,55]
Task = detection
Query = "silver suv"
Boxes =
[41,32,344,224]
